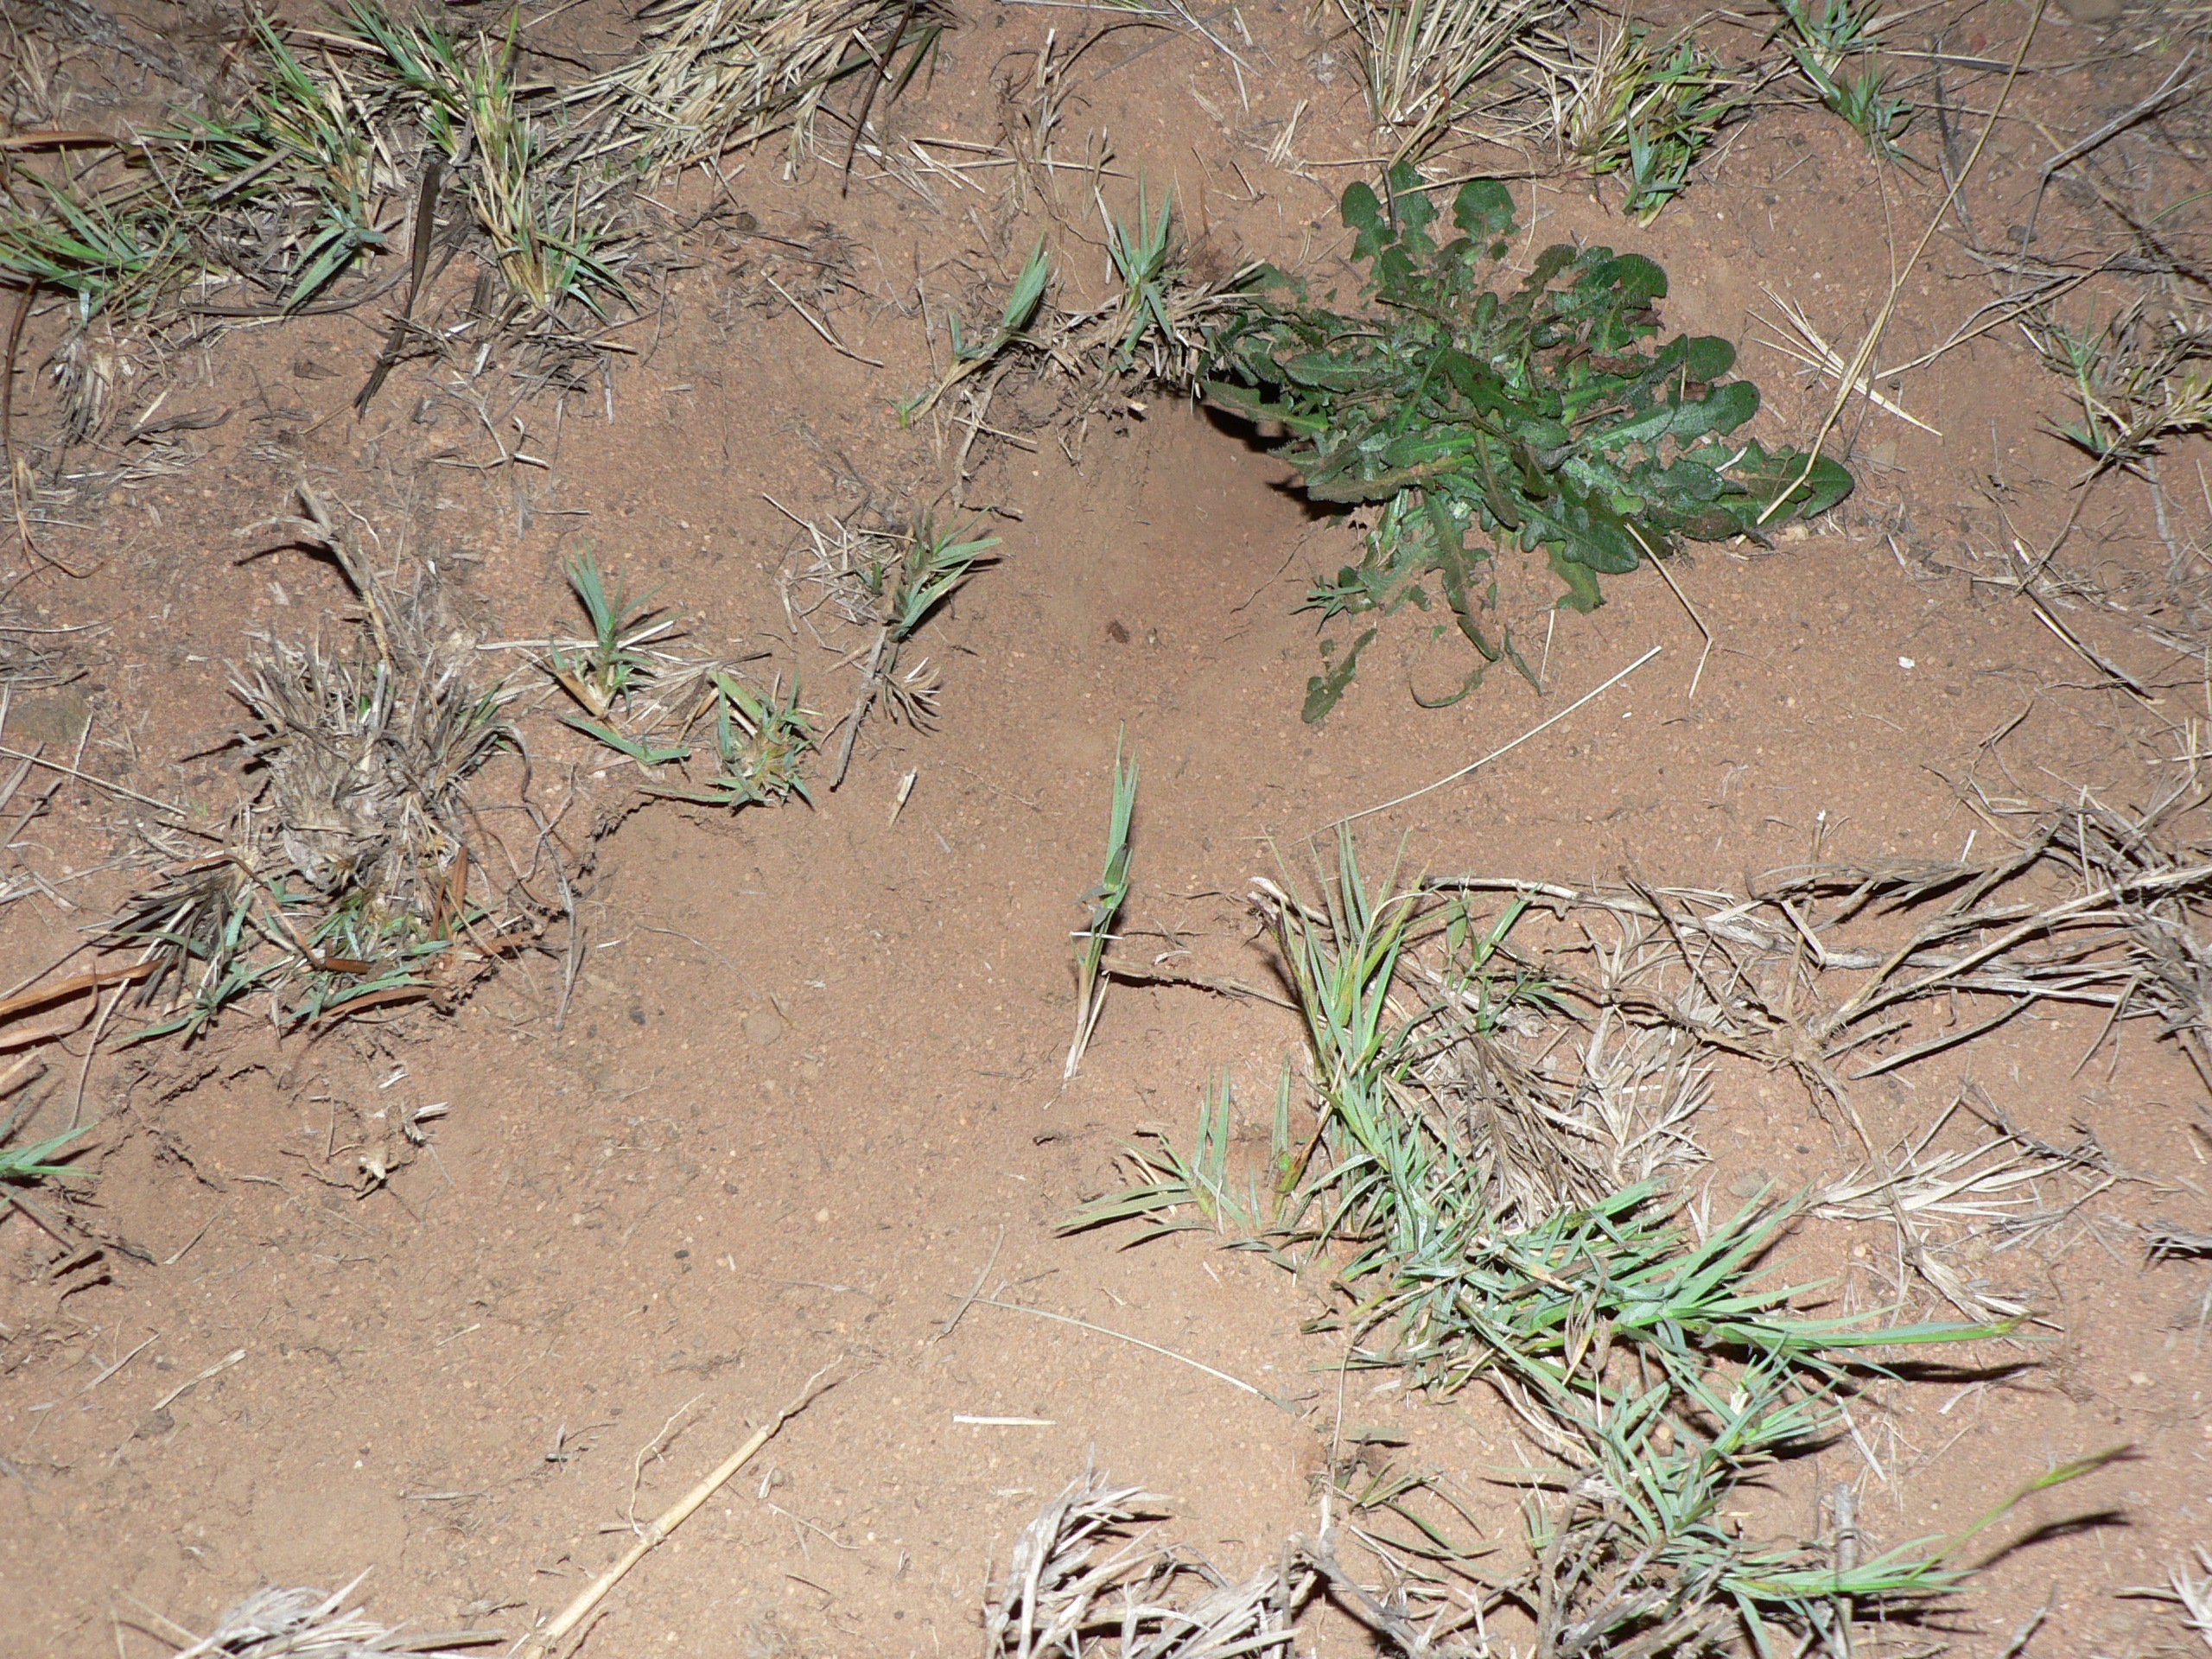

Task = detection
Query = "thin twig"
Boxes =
[1335,645,1661,828]
[937,1224,1006,1341]
[976,1298,1286,1406]
[518,1363,844,1659]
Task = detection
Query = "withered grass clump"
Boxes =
[103,492,537,1040]
[139,1573,495,1658]
[983,1465,1302,1659]
[581,0,947,176]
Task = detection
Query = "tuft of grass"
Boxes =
[2033,296,2212,477]
[1205,168,1852,719]
[130,1574,494,1657]
[546,547,682,721]
[645,671,819,810]
[1073,188,1262,391]
[1520,22,1750,222]
[1339,0,1559,166]
[332,3,635,324]
[822,508,1001,785]
[1774,0,1911,159]
[983,1465,1294,1659]
[101,494,531,1041]
[1065,1068,1301,1240]
[0,16,395,329]
[900,240,1052,424]
[578,0,945,178]
[1065,735,1137,1080]
[1069,830,2072,1656]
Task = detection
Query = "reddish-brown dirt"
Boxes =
[3,2,2210,1656]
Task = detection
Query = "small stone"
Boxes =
[6,687,90,747]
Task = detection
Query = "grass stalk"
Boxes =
[1065,735,1137,1080]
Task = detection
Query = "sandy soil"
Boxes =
[3,1,2209,1656]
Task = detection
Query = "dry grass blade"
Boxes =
[1433,773,2212,1104]
[1755,287,1941,436]
[2183,1548,2212,1653]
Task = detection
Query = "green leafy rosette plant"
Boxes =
[1204,165,1854,717]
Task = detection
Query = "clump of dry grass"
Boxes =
[1338,0,1560,164]
[1249,836,1711,1232]
[2032,290,2212,477]
[137,1572,496,1657]
[579,0,946,177]
[984,1465,1303,1659]
[99,489,541,1040]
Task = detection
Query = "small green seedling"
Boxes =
[1101,186,1181,372]
[548,548,679,718]
[873,511,1002,646]
[1065,734,1137,1080]
[829,509,1002,788]
[1775,0,1911,158]
[647,673,817,810]
[901,240,1051,423]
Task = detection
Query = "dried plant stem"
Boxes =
[0,959,159,1026]
[829,625,889,789]
[518,1364,842,1659]
[1335,644,1660,827]
[976,1298,1279,1404]
[3,283,35,565]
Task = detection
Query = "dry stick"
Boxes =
[758,272,885,367]
[2021,52,2201,251]
[518,1364,843,1659]
[0,745,194,821]
[841,0,923,197]
[1757,0,2047,527]
[68,977,124,1129]
[935,1224,1006,1341]
[3,283,36,565]
[1334,645,1662,829]
[1629,524,1711,701]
